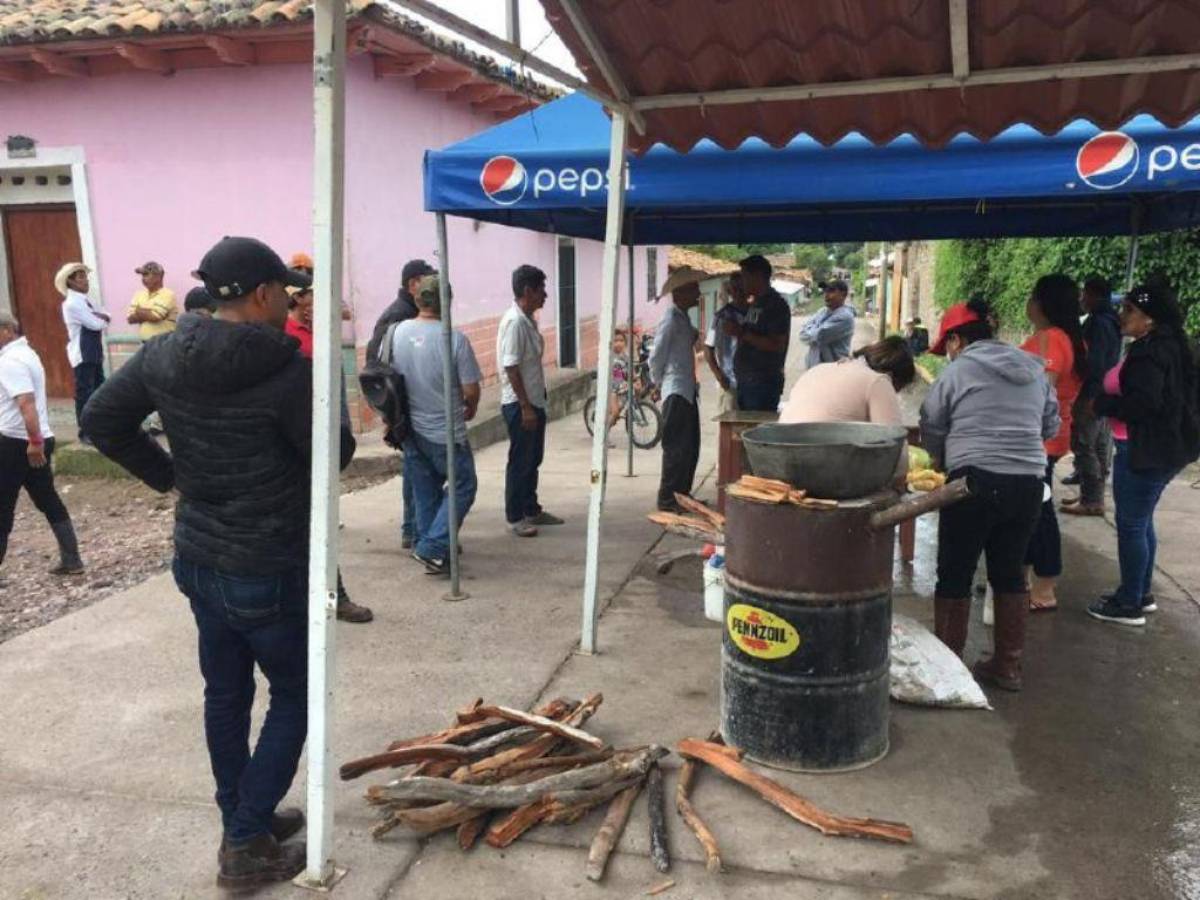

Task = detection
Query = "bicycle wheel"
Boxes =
[628,399,663,449]
[583,394,599,437]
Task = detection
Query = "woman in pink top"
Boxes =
[779,336,915,426]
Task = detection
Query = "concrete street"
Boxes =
[3,329,1200,899]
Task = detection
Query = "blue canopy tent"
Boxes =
[426,93,1200,244]
[423,92,1200,650]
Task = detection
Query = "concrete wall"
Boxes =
[0,56,667,382]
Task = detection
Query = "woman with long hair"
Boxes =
[921,297,1059,692]
[1020,274,1087,612]
[1089,278,1200,626]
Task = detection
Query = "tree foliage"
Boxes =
[933,232,1200,336]
[686,243,789,263]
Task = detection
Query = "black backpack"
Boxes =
[358,321,410,449]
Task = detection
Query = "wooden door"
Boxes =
[4,206,82,397]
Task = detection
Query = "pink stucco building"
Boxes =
[0,0,665,402]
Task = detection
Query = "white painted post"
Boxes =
[436,213,468,600]
[580,112,629,655]
[625,244,635,477]
[299,0,345,889]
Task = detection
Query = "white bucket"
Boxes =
[703,553,725,623]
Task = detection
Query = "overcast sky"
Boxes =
[421,0,582,79]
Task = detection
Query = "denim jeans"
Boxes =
[171,557,307,844]
[1111,440,1175,608]
[401,465,416,540]
[736,378,783,412]
[501,403,546,524]
[1024,456,1062,578]
[404,430,478,559]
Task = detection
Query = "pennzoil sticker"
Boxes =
[727,604,800,659]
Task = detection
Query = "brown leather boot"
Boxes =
[933,597,970,658]
[973,591,1028,692]
[216,832,304,892]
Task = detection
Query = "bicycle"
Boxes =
[583,333,662,449]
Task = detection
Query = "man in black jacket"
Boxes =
[1062,276,1122,515]
[365,258,434,549]
[82,236,356,891]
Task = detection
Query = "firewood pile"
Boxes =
[646,493,726,543]
[725,475,839,509]
[341,696,915,885]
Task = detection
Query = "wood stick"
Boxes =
[457,813,490,850]
[339,743,474,781]
[486,778,639,848]
[385,697,573,752]
[647,763,671,873]
[485,798,554,848]
[392,801,482,834]
[456,693,603,781]
[586,780,644,882]
[725,484,787,504]
[647,879,676,897]
[376,746,667,808]
[457,704,606,750]
[484,750,613,782]
[676,740,914,844]
[673,493,726,529]
[547,776,642,808]
[646,512,724,543]
[676,749,722,874]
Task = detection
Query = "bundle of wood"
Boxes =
[341,694,670,864]
[726,475,838,509]
[646,493,726,543]
[672,734,914,872]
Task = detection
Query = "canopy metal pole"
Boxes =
[626,244,635,478]
[300,0,344,889]
[581,111,629,655]
[437,212,467,601]
[1125,204,1142,291]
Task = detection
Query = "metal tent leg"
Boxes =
[626,244,635,478]
[580,111,629,655]
[437,212,468,601]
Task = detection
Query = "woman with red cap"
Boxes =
[920,297,1060,692]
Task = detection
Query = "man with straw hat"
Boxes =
[650,266,705,512]
[55,262,109,445]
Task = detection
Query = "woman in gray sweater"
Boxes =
[920,298,1060,692]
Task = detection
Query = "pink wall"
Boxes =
[0,57,666,354]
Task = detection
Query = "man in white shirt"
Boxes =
[497,265,563,537]
[56,262,110,445]
[0,311,84,577]
[650,267,704,512]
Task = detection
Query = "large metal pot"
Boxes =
[741,422,908,500]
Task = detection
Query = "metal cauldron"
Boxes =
[741,422,908,500]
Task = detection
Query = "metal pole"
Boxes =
[580,111,629,655]
[437,212,467,601]
[878,242,889,338]
[504,0,520,44]
[626,244,635,478]
[300,0,344,889]
[1125,205,1142,291]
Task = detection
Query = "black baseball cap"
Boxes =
[820,279,849,293]
[401,258,436,285]
[193,236,310,301]
[184,285,217,312]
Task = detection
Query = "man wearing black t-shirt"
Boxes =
[726,254,791,411]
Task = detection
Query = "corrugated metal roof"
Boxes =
[540,0,1200,151]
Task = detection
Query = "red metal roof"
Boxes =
[540,0,1200,151]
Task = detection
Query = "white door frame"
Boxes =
[555,236,580,368]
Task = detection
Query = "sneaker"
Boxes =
[400,533,413,550]
[1061,472,1081,486]
[216,833,305,892]
[528,510,564,526]
[413,551,449,576]
[1142,594,1158,613]
[1086,598,1146,627]
[510,520,539,537]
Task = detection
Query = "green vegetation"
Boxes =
[933,232,1200,336]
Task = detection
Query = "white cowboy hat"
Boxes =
[54,262,89,296]
[658,266,707,299]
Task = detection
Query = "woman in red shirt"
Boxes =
[1021,274,1088,611]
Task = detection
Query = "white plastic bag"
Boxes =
[889,613,991,709]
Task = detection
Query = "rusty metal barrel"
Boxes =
[721,492,896,772]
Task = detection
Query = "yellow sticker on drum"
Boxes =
[726,603,800,659]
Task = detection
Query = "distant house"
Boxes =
[0,0,665,408]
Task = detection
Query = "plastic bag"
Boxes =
[889,613,991,709]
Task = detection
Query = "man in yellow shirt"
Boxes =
[126,261,177,339]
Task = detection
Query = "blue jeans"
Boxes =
[736,379,783,412]
[171,557,308,844]
[401,467,416,540]
[502,403,546,524]
[1111,440,1175,608]
[404,431,477,559]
